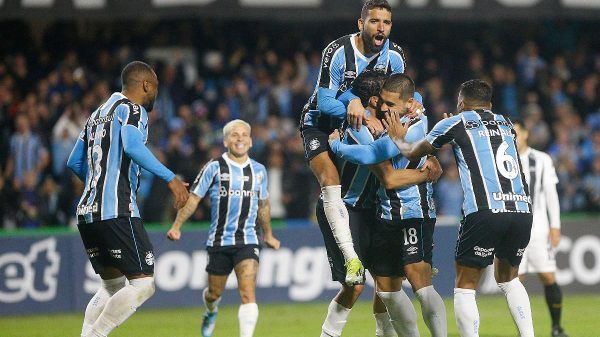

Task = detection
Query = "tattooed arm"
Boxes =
[167,193,201,241]
[258,199,280,249]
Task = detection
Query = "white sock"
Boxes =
[374,312,395,337]
[321,300,352,337]
[86,277,155,337]
[415,285,447,337]
[321,186,357,261]
[81,276,126,337]
[238,303,259,337]
[203,287,221,313]
[377,291,420,337]
[497,278,534,337]
[454,288,479,337]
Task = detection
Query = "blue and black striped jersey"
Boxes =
[379,115,436,221]
[425,110,531,216]
[191,153,268,247]
[301,33,406,130]
[76,93,150,224]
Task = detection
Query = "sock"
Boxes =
[238,303,259,337]
[203,287,222,313]
[544,282,563,329]
[320,300,352,337]
[86,277,155,337]
[415,285,447,337]
[454,288,479,337]
[321,185,357,261]
[374,312,395,337]
[498,278,534,337]
[81,276,127,337]
[377,290,420,337]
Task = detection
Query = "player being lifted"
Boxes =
[317,70,438,337]
[299,0,422,286]
[385,79,534,337]
[67,61,189,337]
[514,119,569,337]
[167,119,280,337]
[329,73,447,337]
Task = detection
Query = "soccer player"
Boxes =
[514,119,569,337]
[166,119,280,337]
[319,70,434,337]
[330,73,447,337]
[385,79,535,337]
[299,0,421,285]
[67,61,189,337]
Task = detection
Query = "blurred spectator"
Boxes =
[434,163,464,217]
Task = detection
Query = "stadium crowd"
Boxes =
[1,19,599,229]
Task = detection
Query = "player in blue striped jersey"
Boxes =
[299,0,421,289]
[67,61,189,337]
[167,119,280,337]
[386,79,535,337]
[330,73,447,337]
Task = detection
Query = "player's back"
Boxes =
[76,92,148,224]
[379,115,435,220]
[336,122,379,210]
[427,109,531,216]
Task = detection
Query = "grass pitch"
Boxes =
[1,294,596,337]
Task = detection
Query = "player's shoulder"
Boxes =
[529,147,553,162]
[250,158,267,172]
[199,159,220,175]
[323,35,350,53]
[388,40,405,58]
[119,100,144,115]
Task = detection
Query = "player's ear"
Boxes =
[406,97,414,109]
[142,80,149,93]
[369,96,378,107]
[357,18,364,31]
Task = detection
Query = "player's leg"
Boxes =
[402,219,446,337]
[372,288,395,337]
[303,126,362,284]
[316,202,365,337]
[84,218,156,337]
[538,272,568,336]
[495,212,534,337]
[234,257,259,337]
[376,276,420,337]
[454,263,483,337]
[202,247,236,337]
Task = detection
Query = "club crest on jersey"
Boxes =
[373,64,386,71]
[145,251,154,265]
[256,172,264,184]
[309,138,320,151]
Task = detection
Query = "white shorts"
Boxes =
[518,240,557,275]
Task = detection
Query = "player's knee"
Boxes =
[342,283,364,296]
[207,287,224,301]
[538,273,556,285]
[130,277,155,300]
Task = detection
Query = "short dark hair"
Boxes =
[361,0,392,19]
[459,79,493,104]
[382,73,415,100]
[351,70,388,107]
[121,61,154,89]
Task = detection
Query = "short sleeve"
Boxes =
[388,41,406,74]
[426,116,463,149]
[258,166,269,200]
[318,40,345,91]
[544,155,559,185]
[191,161,218,198]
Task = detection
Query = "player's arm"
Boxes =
[369,160,429,189]
[316,42,347,119]
[257,199,280,249]
[328,130,400,165]
[544,156,562,247]
[119,105,188,209]
[66,131,88,182]
[167,193,201,241]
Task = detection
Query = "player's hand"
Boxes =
[550,228,561,248]
[167,227,181,241]
[347,98,366,130]
[423,156,443,183]
[442,112,454,119]
[168,177,189,209]
[405,99,425,119]
[383,110,410,141]
[328,129,341,147]
[264,234,281,250]
[365,116,384,137]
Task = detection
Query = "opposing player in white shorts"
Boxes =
[514,120,568,337]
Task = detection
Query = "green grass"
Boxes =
[0,294,596,337]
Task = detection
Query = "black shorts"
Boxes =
[301,125,333,161]
[206,244,260,276]
[316,199,374,284]
[78,217,154,276]
[455,210,533,268]
[369,218,434,277]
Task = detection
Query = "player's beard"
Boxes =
[361,32,386,55]
[144,97,155,112]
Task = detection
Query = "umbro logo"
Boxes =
[465,120,481,130]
